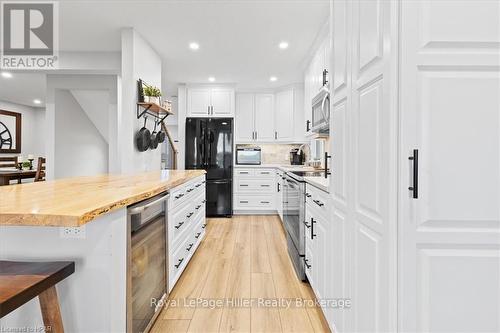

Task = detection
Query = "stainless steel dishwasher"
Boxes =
[127,192,169,333]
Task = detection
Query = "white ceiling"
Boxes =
[0,0,329,105]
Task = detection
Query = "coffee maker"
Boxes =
[290,148,305,165]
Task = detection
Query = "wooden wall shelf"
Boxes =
[136,102,173,122]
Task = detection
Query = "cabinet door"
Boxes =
[304,64,314,137]
[211,88,234,117]
[254,94,275,141]
[275,89,294,141]
[235,94,255,142]
[187,89,211,117]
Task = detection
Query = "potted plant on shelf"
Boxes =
[143,85,162,105]
[22,161,31,170]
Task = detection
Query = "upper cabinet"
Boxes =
[235,87,303,143]
[187,86,235,117]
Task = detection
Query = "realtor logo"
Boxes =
[1,1,58,69]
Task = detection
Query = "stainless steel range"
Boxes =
[283,171,324,280]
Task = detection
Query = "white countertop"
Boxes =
[234,163,330,192]
[304,176,330,193]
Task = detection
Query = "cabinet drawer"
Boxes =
[235,179,275,193]
[305,184,330,218]
[234,194,275,209]
[170,176,206,208]
[169,239,189,289]
[235,169,255,177]
[254,169,275,177]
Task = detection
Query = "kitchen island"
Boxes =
[0,170,206,332]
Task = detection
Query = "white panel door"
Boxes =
[399,1,500,332]
[254,94,275,141]
[329,0,399,332]
[235,94,255,142]
[211,88,233,117]
[275,89,294,141]
[187,88,211,117]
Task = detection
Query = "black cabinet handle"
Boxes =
[240,200,249,204]
[174,258,184,269]
[275,131,277,140]
[240,171,249,174]
[174,221,184,229]
[175,193,184,199]
[202,223,207,229]
[240,184,249,187]
[195,232,202,239]
[187,188,194,192]
[186,212,194,218]
[261,201,270,204]
[409,149,419,199]
[305,193,312,198]
[195,205,202,210]
[202,199,206,203]
[313,199,324,207]
[186,243,194,251]
[306,120,311,132]
[261,172,270,174]
[324,152,332,179]
[277,183,280,192]
[311,218,317,239]
[322,69,329,86]
[195,184,201,188]
[202,180,206,184]
[304,258,311,269]
[261,184,270,187]
[304,220,311,228]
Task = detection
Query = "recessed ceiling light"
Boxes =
[1,72,13,78]
[270,76,278,82]
[33,99,42,105]
[208,77,215,82]
[279,41,289,49]
[189,42,200,50]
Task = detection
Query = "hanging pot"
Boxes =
[157,122,166,143]
[150,121,159,149]
[135,118,151,152]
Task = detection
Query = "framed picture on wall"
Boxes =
[0,110,22,153]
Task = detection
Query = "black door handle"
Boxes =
[311,218,317,239]
[322,69,329,86]
[306,120,311,132]
[324,152,331,179]
[409,149,418,199]
[277,182,280,192]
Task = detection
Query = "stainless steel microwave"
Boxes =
[311,86,330,134]
[236,147,261,165]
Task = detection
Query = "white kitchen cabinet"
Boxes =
[275,89,294,141]
[233,167,277,213]
[167,175,206,291]
[187,88,212,116]
[276,170,284,222]
[211,88,233,116]
[254,94,275,141]
[235,93,255,142]
[187,87,234,117]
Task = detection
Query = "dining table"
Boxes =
[0,169,37,186]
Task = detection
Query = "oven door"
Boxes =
[283,175,302,253]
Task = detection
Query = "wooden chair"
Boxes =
[0,260,75,332]
[35,157,46,182]
[0,156,18,169]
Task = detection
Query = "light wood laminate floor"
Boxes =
[151,215,330,333]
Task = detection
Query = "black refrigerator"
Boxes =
[185,118,233,217]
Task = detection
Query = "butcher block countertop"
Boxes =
[0,170,205,227]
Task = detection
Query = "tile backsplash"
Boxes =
[237,144,305,164]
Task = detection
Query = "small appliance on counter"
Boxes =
[236,146,261,165]
[290,148,305,165]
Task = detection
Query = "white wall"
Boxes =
[46,75,119,179]
[53,89,108,178]
[0,100,45,162]
[120,28,163,173]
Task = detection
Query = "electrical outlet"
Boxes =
[60,226,86,239]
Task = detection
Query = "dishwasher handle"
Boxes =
[128,193,169,215]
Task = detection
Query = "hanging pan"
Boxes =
[150,121,159,150]
[135,117,151,152]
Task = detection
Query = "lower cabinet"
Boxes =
[167,175,206,291]
[234,168,277,212]
[276,170,284,222]
[304,184,334,329]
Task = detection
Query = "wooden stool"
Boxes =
[0,261,75,332]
